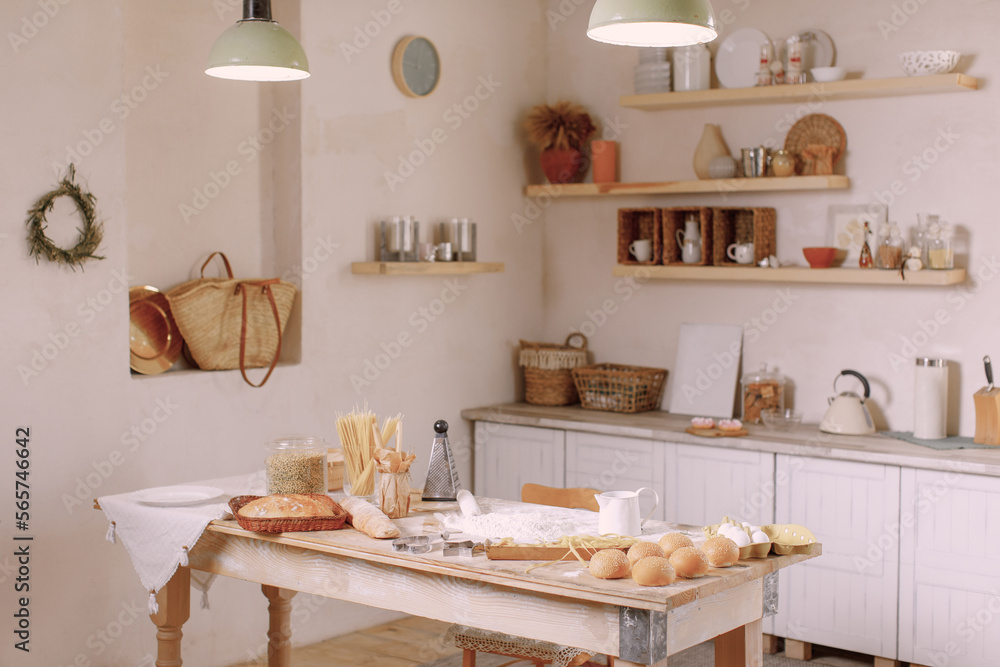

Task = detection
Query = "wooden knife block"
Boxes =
[973,387,1000,445]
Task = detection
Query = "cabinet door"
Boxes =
[668,443,775,527]
[772,455,900,660]
[899,469,1000,667]
[472,423,565,501]
[564,431,665,521]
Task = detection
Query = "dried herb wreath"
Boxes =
[26,164,104,269]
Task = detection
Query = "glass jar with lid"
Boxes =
[877,222,904,270]
[265,436,328,495]
[741,364,785,424]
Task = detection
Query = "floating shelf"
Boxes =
[612,264,967,286]
[524,175,848,198]
[351,262,505,275]
[620,74,979,111]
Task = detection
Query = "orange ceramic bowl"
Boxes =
[803,247,837,268]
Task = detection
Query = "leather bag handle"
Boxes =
[236,279,282,388]
[200,252,234,279]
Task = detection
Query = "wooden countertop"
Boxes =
[461,403,1000,478]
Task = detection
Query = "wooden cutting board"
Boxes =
[685,426,749,438]
[484,544,628,561]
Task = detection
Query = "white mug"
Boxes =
[436,242,453,262]
[727,242,755,265]
[629,239,653,263]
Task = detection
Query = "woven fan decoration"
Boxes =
[784,113,846,175]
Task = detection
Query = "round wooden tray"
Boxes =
[784,113,846,174]
[685,426,749,438]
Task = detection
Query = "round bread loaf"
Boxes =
[631,556,676,587]
[238,494,338,518]
[669,546,709,578]
[589,549,630,579]
[627,541,665,567]
[702,535,740,567]
[658,532,694,557]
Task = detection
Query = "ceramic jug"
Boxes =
[595,488,659,537]
[676,218,702,264]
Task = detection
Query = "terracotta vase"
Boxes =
[692,124,732,180]
[540,147,585,184]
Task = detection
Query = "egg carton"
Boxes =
[703,519,817,558]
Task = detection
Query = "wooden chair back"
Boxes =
[520,483,600,513]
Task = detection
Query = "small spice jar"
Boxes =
[770,150,795,177]
[741,364,785,424]
[265,436,328,495]
[877,223,904,270]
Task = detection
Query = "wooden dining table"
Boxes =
[146,497,820,667]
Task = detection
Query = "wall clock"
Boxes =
[392,36,440,98]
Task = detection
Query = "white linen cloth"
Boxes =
[99,473,262,613]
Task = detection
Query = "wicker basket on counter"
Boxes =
[571,363,667,413]
[519,333,588,406]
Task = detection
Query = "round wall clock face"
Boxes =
[392,36,440,97]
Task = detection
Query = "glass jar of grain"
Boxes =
[265,436,328,495]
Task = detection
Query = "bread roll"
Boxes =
[631,556,676,587]
[588,549,630,579]
[658,532,694,558]
[669,546,709,578]
[340,496,400,539]
[238,494,340,518]
[627,541,665,567]
[702,536,740,567]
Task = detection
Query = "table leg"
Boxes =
[150,567,191,667]
[262,585,296,667]
[715,618,763,667]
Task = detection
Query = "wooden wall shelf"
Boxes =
[620,74,978,111]
[612,264,966,286]
[524,175,848,198]
[351,262,505,275]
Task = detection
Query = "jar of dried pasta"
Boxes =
[265,436,328,495]
[741,364,785,424]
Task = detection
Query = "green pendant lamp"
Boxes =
[206,0,309,81]
[587,0,718,47]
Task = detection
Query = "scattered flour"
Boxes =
[440,508,598,543]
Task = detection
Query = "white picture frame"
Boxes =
[826,204,887,266]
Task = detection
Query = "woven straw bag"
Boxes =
[166,253,296,387]
[518,333,588,406]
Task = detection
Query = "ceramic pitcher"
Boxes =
[676,218,702,264]
[595,488,659,536]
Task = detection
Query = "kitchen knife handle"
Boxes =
[986,356,993,388]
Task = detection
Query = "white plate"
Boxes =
[715,27,771,89]
[135,485,225,507]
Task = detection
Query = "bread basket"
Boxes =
[229,494,348,533]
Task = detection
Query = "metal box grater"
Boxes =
[422,420,461,501]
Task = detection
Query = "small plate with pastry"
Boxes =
[685,418,748,438]
[229,493,348,533]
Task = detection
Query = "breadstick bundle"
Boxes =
[334,407,401,497]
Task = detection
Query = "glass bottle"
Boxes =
[741,364,785,424]
[877,223,904,270]
[859,222,874,269]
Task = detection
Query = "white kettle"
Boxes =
[820,369,876,435]
[595,488,659,537]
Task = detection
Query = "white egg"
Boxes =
[741,521,752,528]
[751,530,770,544]
[750,525,762,533]
[732,531,751,547]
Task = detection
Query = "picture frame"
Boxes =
[826,204,887,266]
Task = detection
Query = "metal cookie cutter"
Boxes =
[392,532,451,555]
[442,540,480,557]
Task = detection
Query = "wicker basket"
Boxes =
[711,207,776,266]
[519,333,588,406]
[571,363,668,413]
[228,494,348,533]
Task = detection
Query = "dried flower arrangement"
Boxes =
[524,101,596,151]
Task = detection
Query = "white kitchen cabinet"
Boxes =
[898,469,1000,667]
[667,443,775,528]
[564,431,666,521]
[472,423,565,501]
[772,455,901,660]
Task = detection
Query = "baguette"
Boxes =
[340,496,400,539]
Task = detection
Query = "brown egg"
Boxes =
[627,541,665,567]
[589,548,630,579]
[631,556,676,587]
[658,532,694,558]
[668,546,709,578]
[702,535,740,568]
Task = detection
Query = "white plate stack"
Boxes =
[634,47,671,94]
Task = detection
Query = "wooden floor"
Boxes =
[226,615,462,667]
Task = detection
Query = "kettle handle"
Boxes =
[835,369,870,398]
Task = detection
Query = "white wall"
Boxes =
[543,0,1000,434]
[0,1,546,665]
